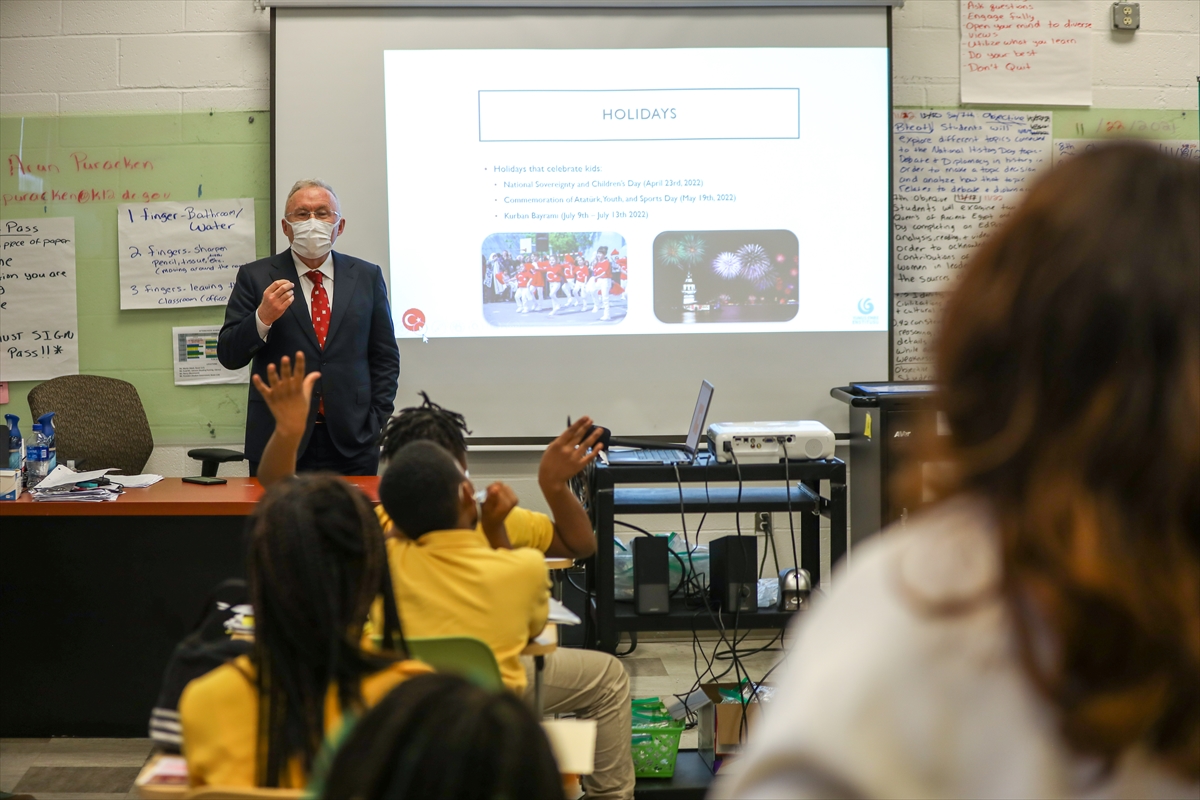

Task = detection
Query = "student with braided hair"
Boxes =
[178,471,430,789]
[254,364,636,799]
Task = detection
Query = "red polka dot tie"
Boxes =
[308,270,329,415]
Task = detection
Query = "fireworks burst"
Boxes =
[737,243,770,280]
[658,239,682,268]
[678,235,706,266]
[711,251,742,279]
[750,268,778,291]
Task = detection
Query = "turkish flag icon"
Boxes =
[401,308,426,332]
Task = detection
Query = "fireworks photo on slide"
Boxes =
[653,230,798,324]
[481,232,628,328]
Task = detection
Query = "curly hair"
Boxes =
[379,392,471,464]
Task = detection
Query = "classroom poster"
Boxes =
[960,0,1093,106]
[118,198,256,310]
[172,325,249,386]
[0,217,80,382]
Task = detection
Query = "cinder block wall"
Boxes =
[0,0,269,114]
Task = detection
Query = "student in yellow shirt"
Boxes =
[178,475,431,789]
[254,357,635,799]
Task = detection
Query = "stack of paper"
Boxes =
[28,465,122,502]
[108,473,164,488]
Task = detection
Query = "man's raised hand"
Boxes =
[258,279,295,326]
[251,351,320,438]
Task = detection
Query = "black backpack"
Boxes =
[148,578,254,751]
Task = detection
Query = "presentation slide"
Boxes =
[384,47,888,339]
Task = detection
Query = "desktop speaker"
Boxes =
[633,536,670,615]
[711,535,758,613]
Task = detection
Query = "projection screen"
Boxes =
[274,3,892,439]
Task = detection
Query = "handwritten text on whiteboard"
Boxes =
[893,108,1051,292]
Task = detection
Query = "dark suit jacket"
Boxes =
[217,249,400,462]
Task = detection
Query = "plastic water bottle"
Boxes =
[37,412,57,472]
[27,423,49,487]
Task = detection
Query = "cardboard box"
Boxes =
[0,469,19,501]
[697,682,765,773]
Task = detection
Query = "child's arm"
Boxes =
[252,352,319,488]
[539,417,605,559]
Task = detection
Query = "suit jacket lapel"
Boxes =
[270,249,319,350]
[324,252,358,347]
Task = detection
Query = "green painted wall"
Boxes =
[0,111,269,444]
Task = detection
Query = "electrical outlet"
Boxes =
[755,511,772,537]
[1112,2,1140,30]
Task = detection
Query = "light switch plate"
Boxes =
[1112,2,1140,30]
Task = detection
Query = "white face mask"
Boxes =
[287,218,336,260]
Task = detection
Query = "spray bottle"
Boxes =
[37,412,57,472]
[6,414,23,472]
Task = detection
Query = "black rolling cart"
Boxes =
[831,382,939,543]
[580,453,846,654]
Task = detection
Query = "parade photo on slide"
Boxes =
[482,232,628,327]
[652,229,799,324]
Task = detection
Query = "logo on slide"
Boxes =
[402,308,426,331]
[857,297,875,315]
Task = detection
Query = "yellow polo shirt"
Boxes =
[377,504,555,552]
[179,655,431,788]
[381,511,550,693]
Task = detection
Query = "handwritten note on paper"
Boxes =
[893,108,1051,292]
[893,292,948,381]
[0,218,79,382]
[118,198,256,309]
[961,0,1093,106]
[1054,139,1200,165]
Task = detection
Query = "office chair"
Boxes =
[187,448,245,477]
[27,375,154,476]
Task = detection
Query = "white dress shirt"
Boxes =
[255,252,334,341]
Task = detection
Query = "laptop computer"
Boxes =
[605,380,714,465]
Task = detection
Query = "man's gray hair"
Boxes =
[285,179,340,211]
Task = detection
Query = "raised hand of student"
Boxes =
[480,482,518,550]
[539,417,604,560]
[252,352,320,437]
[539,416,604,489]
[252,352,320,488]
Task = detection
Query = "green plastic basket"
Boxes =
[630,699,686,779]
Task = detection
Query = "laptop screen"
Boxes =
[685,380,715,453]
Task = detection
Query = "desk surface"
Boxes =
[0,477,381,517]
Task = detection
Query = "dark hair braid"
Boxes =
[379,391,471,463]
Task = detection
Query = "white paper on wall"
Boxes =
[893,292,948,382]
[118,199,256,310]
[960,0,1093,106]
[1054,138,1200,165]
[893,108,1051,292]
[172,325,249,386]
[0,217,79,382]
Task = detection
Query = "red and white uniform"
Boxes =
[516,269,534,288]
[575,264,590,283]
[592,259,613,279]
[533,261,548,288]
[545,263,563,284]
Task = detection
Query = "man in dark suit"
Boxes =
[218,179,399,475]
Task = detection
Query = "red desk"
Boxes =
[0,477,380,516]
[0,476,381,737]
